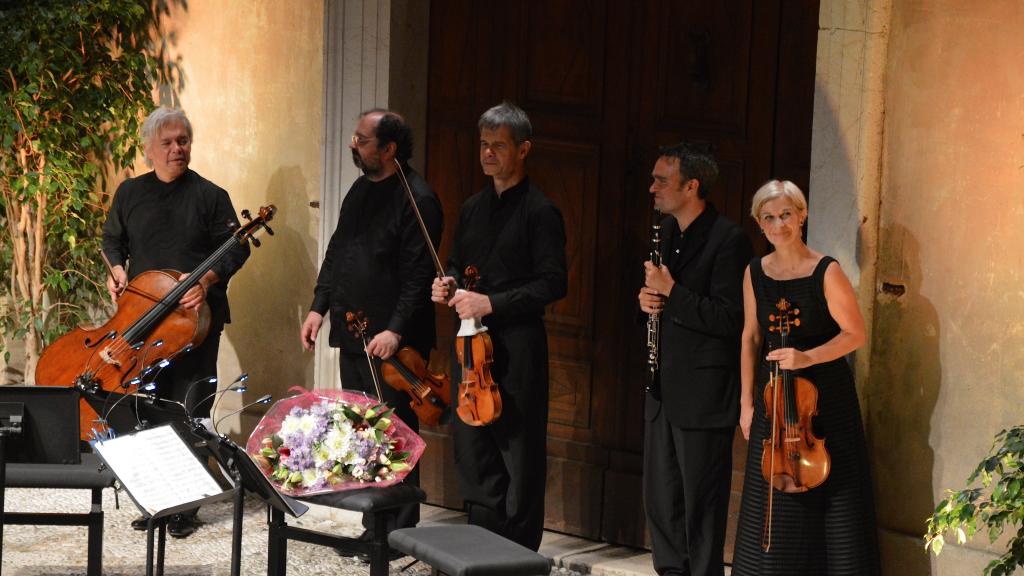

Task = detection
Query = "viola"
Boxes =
[452,266,501,426]
[36,205,276,440]
[760,297,831,552]
[392,160,501,427]
[380,346,451,426]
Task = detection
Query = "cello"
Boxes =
[36,205,276,439]
[760,297,831,551]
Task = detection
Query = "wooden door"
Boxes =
[421,0,818,551]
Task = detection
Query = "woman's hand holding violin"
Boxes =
[765,347,813,370]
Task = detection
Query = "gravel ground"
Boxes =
[2,487,586,575]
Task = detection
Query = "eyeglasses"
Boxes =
[351,134,377,146]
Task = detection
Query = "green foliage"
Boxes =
[926,426,1024,576]
[0,0,174,365]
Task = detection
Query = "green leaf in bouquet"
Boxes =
[342,406,364,423]
[272,434,284,449]
[288,471,303,484]
[391,462,410,472]
[391,451,410,462]
[374,417,392,430]
[260,447,278,460]
[375,429,384,443]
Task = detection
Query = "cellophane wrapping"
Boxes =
[245,387,425,497]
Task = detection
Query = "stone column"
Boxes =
[315,0,429,389]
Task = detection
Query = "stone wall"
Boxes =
[155,1,325,433]
[811,1,1024,573]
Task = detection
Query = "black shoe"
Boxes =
[167,513,199,539]
[131,516,148,531]
[357,548,405,564]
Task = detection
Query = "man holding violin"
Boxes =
[431,102,567,551]
[637,143,751,576]
[102,107,251,538]
[300,109,441,539]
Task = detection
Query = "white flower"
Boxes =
[299,414,317,435]
[301,468,321,487]
[279,415,301,436]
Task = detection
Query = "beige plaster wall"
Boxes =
[159,1,324,433]
[864,1,1024,573]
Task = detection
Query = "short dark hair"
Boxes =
[362,108,414,163]
[657,142,719,199]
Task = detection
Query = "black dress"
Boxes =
[732,256,880,575]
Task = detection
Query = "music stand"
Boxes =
[93,424,237,576]
[186,424,307,576]
[0,386,110,576]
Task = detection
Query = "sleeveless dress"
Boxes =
[731,256,880,575]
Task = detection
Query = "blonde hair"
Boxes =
[750,179,807,220]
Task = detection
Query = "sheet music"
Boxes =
[94,425,223,515]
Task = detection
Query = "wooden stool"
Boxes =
[388,524,550,576]
[266,483,425,576]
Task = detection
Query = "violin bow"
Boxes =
[394,159,446,279]
[346,311,385,402]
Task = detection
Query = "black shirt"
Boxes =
[101,170,250,325]
[311,168,441,354]
[447,177,567,328]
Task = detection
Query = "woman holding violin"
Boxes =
[731,181,879,575]
[431,103,567,552]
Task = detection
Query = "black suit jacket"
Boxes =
[648,204,752,429]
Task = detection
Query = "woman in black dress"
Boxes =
[731,180,880,575]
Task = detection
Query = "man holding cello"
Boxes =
[101,107,251,538]
[431,102,567,551]
[300,109,441,539]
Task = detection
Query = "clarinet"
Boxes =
[646,209,662,390]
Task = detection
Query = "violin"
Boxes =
[760,297,830,552]
[36,205,276,439]
[392,160,501,427]
[452,266,501,426]
[380,347,451,426]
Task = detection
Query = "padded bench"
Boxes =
[266,483,425,576]
[2,452,116,576]
[389,525,551,576]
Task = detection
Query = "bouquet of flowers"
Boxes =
[246,387,425,496]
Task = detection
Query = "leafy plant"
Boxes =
[0,1,179,379]
[926,426,1024,576]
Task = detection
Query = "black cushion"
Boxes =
[301,484,425,513]
[5,453,114,490]
[388,525,550,576]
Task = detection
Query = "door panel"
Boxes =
[423,0,818,552]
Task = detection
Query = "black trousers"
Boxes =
[153,329,222,420]
[644,396,734,576]
[340,352,420,532]
[453,321,549,551]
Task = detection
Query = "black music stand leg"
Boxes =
[231,486,243,576]
[157,521,166,576]
[145,520,155,576]
[0,434,6,576]
[267,507,287,576]
[86,488,103,576]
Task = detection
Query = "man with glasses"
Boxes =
[300,109,441,544]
